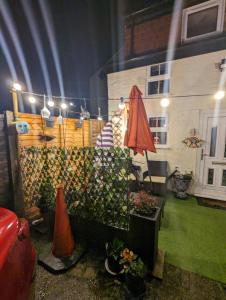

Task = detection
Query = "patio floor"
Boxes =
[159,195,226,284]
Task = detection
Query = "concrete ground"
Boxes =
[33,236,226,300]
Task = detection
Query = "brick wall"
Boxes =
[0,115,10,207]
[125,6,226,58]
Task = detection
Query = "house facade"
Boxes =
[107,0,226,201]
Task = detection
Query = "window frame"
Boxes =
[181,0,225,43]
[146,62,170,97]
[149,114,169,149]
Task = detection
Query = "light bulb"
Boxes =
[98,116,103,121]
[70,102,73,106]
[61,102,67,109]
[13,83,22,91]
[28,96,36,104]
[47,99,55,107]
[214,90,225,100]
[160,97,170,107]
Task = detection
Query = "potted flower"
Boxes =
[174,171,193,199]
[120,248,146,297]
[105,238,125,275]
[132,190,158,217]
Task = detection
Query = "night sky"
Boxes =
[0,0,154,114]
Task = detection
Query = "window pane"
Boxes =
[159,79,170,94]
[157,117,166,127]
[149,117,158,127]
[187,6,218,38]
[148,81,158,95]
[209,127,217,157]
[150,65,159,76]
[160,63,168,75]
[207,168,214,185]
[154,132,167,145]
[222,170,226,186]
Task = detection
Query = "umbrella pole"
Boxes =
[145,150,153,193]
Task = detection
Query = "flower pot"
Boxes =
[125,273,146,297]
[174,176,192,199]
[105,257,123,275]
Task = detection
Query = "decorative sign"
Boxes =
[182,129,205,148]
[16,121,29,134]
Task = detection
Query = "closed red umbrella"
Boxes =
[124,85,156,155]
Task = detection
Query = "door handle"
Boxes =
[201,149,208,160]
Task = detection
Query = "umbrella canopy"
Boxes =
[124,85,156,155]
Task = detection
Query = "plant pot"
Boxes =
[174,176,192,199]
[105,257,123,275]
[125,273,146,297]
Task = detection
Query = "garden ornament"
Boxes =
[182,128,205,148]
[16,121,29,134]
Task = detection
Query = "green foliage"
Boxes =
[107,238,125,261]
[131,191,157,217]
[128,257,146,278]
[20,146,130,229]
[37,177,55,211]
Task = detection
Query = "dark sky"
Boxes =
[0,0,153,113]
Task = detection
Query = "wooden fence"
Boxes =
[17,112,104,148]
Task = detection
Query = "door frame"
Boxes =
[195,109,226,201]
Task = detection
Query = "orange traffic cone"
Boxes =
[52,185,75,258]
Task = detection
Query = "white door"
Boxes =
[197,115,226,201]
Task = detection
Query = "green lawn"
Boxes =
[159,195,226,283]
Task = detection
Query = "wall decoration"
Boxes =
[182,128,205,148]
[16,121,29,134]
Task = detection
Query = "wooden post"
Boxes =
[4,111,25,217]
[12,90,19,121]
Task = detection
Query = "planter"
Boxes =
[174,176,192,199]
[125,273,146,297]
[129,207,160,270]
[105,257,123,275]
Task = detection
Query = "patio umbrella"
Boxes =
[124,85,156,156]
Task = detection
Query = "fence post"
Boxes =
[4,111,25,217]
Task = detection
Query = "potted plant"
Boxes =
[132,190,158,217]
[105,238,125,275]
[120,248,146,297]
[174,171,193,199]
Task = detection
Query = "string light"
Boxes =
[47,98,55,107]
[214,90,225,100]
[160,97,170,107]
[61,102,67,109]
[13,82,22,91]
[70,102,74,106]
[28,96,36,104]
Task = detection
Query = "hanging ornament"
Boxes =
[182,129,205,148]
[16,121,29,134]
[41,95,51,119]
[57,109,63,125]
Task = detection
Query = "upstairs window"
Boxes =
[147,62,170,96]
[182,0,225,43]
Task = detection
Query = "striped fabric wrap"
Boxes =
[96,122,114,148]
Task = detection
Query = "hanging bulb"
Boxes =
[119,97,125,110]
[13,82,22,91]
[61,102,67,110]
[47,98,55,107]
[28,96,36,104]
[97,107,103,121]
[41,95,51,119]
[160,97,170,107]
[57,109,63,125]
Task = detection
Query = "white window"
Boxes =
[182,0,225,43]
[146,62,170,97]
[149,115,169,148]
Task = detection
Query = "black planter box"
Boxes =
[48,207,161,271]
[128,207,161,270]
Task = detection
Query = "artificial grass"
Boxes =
[159,195,226,284]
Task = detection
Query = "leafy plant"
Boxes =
[37,177,55,211]
[119,248,146,278]
[131,191,158,216]
[107,238,125,261]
